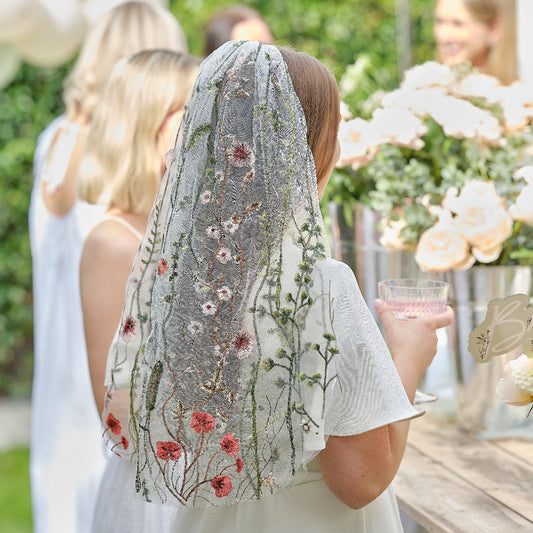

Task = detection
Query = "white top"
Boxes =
[29,116,107,533]
[162,260,413,531]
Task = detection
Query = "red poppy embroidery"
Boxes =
[158,259,168,275]
[120,316,136,340]
[235,457,244,472]
[220,433,239,456]
[211,475,232,498]
[121,436,129,450]
[190,411,216,433]
[156,441,181,461]
[105,413,122,435]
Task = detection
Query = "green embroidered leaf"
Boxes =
[146,361,163,411]
[186,123,211,149]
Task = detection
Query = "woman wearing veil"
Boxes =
[102,41,452,531]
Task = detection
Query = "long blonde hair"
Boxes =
[78,50,199,214]
[63,1,188,121]
[463,0,516,85]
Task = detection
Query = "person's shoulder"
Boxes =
[83,218,139,267]
[317,258,357,285]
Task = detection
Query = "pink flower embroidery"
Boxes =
[263,472,279,488]
[220,433,240,456]
[158,259,168,275]
[156,441,181,461]
[211,475,232,498]
[231,330,255,359]
[200,190,212,204]
[229,141,255,168]
[120,316,136,341]
[190,411,216,433]
[121,436,129,450]
[105,413,122,435]
[235,457,244,473]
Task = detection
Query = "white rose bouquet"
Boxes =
[497,354,533,412]
[335,61,533,272]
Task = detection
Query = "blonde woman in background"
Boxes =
[29,3,188,532]
[78,49,200,532]
[434,0,517,84]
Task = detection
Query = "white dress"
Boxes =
[29,116,107,533]
[165,260,418,532]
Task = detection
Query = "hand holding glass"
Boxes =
[378,278,449,404]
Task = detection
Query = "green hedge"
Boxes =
[0,63,70,396]
[0,0,436,396]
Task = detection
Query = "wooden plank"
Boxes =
[406,415,533,522]
[394,446,533,532]
[493,438,533,464]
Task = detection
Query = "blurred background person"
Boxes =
[203,4,274,57]
[78,48,199,532]
[434,0,517,84]
[29,2,188,532]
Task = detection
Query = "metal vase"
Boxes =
[447,265,533,437]
[327,202,428,312]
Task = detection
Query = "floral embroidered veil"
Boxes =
[102,40,419,508]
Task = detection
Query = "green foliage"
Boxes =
[2,1,437,396]
[171,0,435,83]
[0,447,32,532]
[0,63,69,396]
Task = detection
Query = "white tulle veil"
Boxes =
[103,41,342,507]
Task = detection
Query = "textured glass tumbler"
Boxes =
[378,278,449,404]
[377,279,449,319]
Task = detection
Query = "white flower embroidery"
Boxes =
[223,216,239,234]
[202,302,217,315]
[194,281,210,294]
[216,247,232,264]
[187,321,204,335]
[206,225,220,239]
[217,286,232,301]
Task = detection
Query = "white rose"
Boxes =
[336,117,380,169]
[370,106,427,149]
[496,354,533,406]
[381,87,447,119]
[452,73,502,104]
[496,375,533,406]
[400,61,453,91]
[429,96,501,142]
[509,183,533,225]
[415,225,473,272]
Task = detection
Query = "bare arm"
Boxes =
[80,221,139,413]
[317,304,454,509]
[41,120,88,217]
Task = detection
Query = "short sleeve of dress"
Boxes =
[321,261,420,439]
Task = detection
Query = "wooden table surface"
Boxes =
[393,414,533,533]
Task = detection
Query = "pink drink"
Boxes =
[378,279,449,319]
[387,300,447,319]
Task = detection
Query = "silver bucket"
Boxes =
[447,265,533,437]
